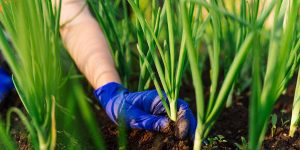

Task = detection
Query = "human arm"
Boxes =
[55,0,120,89]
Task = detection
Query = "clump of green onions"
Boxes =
[0,0,105,149]
[0,0,61,148]
[128,0,188,121]
[180,0,275,149]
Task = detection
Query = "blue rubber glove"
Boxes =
[0,68,13,102]
[94,82,196,139]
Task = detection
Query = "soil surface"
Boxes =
[1,75,300,150]
[94,75,300,150]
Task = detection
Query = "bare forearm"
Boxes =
[54,0,121,89]
[61,19,121,88]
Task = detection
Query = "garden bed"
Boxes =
[2,74,299,150]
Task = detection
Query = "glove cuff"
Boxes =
[94,82,128,108]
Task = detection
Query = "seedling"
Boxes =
[280,110,290,127]
[208,135,227,143]
[271,114,278,137]
[205,135,227,149]
[235,136,248,150]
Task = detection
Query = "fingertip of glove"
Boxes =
[157,117,171,133]
[175,117,189,140]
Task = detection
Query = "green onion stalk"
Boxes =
[288,35,300,137]
[289,67,300,137]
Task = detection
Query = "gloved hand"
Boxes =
[0,68,13,102]
[94,82,196,139]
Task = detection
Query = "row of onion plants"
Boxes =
[180,0,276,149]
[249,0,300,149]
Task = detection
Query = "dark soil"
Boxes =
[261,81,300,150]
[2,75,300,150]
[94,101,192,150]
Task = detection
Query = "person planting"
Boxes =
[0,0,196,139]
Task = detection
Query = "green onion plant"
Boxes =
[128,0,189,121]
[249,0,300,149]
[0,0,62,148]
[180,0,275,149]
[0,0,105,149]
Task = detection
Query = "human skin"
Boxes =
[53,0,121,89]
